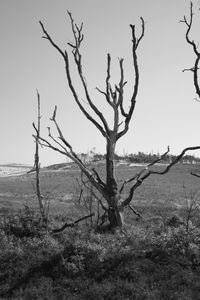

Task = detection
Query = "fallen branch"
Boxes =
[52,213,94,233]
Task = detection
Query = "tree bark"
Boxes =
[106,137,117,196]
[107,200,124,229]
[105,136,124,229]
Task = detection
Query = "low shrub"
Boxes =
[1,209,200,299]
[0,205,48,239]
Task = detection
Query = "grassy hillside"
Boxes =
[0,162,199,218]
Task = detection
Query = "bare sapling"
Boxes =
[32,91,45,220]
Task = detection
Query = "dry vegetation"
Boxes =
[1,162,200,299]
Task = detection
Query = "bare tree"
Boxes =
[37,12,200,230]
[181,2,200,100]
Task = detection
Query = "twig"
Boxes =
[191,172,200,178]
[128,204,142,218]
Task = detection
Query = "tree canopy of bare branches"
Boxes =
[36,10,200,229]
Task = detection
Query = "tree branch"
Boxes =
[121,146,200,207]
[52,213,94,233]
[128,204,142,218]
[64,52,109,138]
[120,147,170,194]
[39,21,66,59]
[79,173,107,211]
[95,54,114,108]
[66,12,111,136]
[181,2,200,99]
[117,58,128,117]
[35,106,108,198]
[39,20,109,139]
[191,172,200,178]
[117,17,145,140]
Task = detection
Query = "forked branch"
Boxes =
[34,94,106,198]
[40,13,145,144]
[96,17,145,138]
[66,12,110,136]
[120,147,170,194]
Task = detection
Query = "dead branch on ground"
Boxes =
[52,213,94,233]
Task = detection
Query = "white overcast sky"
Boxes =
[1,0,200,166]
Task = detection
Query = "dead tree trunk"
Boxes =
[104,136,123,228]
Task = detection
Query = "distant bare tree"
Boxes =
[37,12,200,230]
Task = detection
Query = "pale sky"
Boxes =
[1,0,200,166]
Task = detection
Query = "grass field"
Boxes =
[0,161,199,220]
